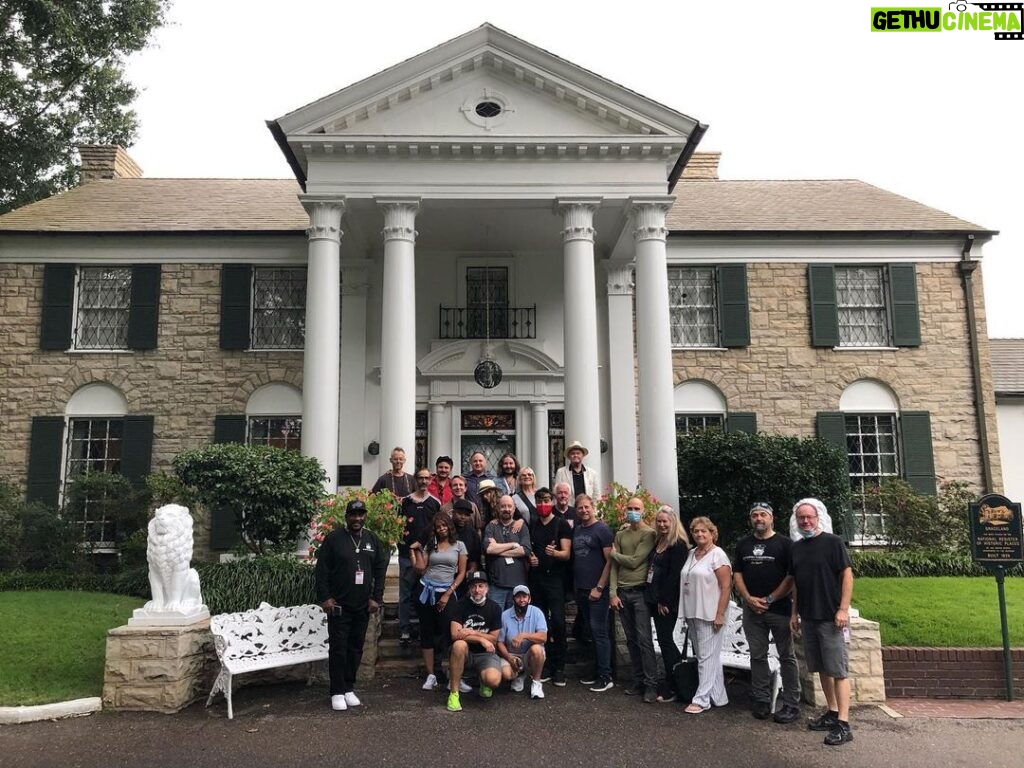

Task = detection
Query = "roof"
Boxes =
[0,177,992,235]
[667,179,991,234]
[991,339,1024,394]
[0,179,306,233]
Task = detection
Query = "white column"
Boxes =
[300,197,345,491]
[630,197,679,508]
[530,401,550,487]
[557,198,602,493]
[339,258,369,476]
[605,258,639,489]
[428,401,450,466]
[377,198,419,475]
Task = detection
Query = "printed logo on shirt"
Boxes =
[463,613,488,633]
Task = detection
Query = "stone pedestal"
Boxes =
[795,615,886,705]
[103,620,214,713]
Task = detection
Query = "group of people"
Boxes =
[315,444,855,747]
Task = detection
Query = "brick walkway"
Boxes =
[885,697,1024,719]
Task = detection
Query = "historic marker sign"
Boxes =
[970,493,1024,565]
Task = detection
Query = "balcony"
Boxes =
[438,305,537,339]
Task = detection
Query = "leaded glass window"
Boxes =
[252,267,306,349]
[836,266,891,347]
[845,413,899,538]
[466,266,508,339]
[247,417,302,451]
[75,267,131,349]
[675,413,725,435]
[668,267,718,347]
[64,418,124,545]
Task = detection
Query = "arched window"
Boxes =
[674,380,726,435]
[246,383,302,451]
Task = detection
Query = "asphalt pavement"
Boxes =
[2,673,1023,768]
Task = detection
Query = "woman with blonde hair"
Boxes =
[679,515,732,713]
[513,466,538,523]
[646,506,690,702]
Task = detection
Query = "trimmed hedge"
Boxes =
[851,550,1024,578]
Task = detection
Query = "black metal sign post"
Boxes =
[968,493,1023,701]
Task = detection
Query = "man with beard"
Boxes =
[497,452,520,496]
[498,585,549,699]
[528,490,573,686]
[484,494,532,609]
[552,482,577,525]
[447,571,505,712]
[733,501,800,723]
[315,500,389,711]
[397,470,441,643]
[427,455,455,506]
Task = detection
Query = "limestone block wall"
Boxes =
[672,261,1002,492]
[795,615,886,705]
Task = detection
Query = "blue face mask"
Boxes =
[799,528,816,539]
[626,511,643,524]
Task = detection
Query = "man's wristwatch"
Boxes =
[765,595,775,606]
[595,585,605,592]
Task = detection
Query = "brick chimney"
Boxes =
[77,145,143,184]
[680,151,720,181]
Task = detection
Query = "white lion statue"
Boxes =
[130,504,209,626]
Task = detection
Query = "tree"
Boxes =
[0,1,171,213]
[173,444,328,556]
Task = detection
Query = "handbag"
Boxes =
[672,627,699,704]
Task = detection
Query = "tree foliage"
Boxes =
[676,430,852,551]
[864,478,975,552]
[173,444,328,556]
[0,0,171,213]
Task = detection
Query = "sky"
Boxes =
[125,0,1023,337]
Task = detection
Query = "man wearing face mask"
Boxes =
[609,498,659,703]
[498,585,549,699]
[447,571,504,712]
[528,487,573,686]
[789,498,854,746]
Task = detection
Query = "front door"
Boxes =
[459,409,516,476]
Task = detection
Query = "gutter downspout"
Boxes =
[959,234,994,491]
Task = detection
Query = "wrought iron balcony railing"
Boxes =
[438,305,537,339]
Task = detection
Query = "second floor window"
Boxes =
[75,267,132,349]
[251,267,306,350]
[669,266,719,347]
[835,266,890,347]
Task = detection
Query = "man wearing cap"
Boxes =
[733,502,800,723]
[315,500,390,711]
[428,455,455,506]
[789,499,854,746]
[498,585,549,699]
[447,570,505,712]
[554,441,598,500]
[484,495,533,609]
[450,498,482,581]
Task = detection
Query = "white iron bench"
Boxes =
[206,602,328,719]
[677,601,782,711]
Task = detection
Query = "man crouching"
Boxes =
[447,570,504,712]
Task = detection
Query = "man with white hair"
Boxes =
[789,498,854,746]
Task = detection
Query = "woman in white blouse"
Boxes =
[678,516,732,714]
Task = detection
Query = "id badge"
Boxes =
[646,565,654,584]
[505,556,515,565]
[354,568,364,585]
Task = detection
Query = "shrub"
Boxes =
[64,472,149,547]
[863,478,975,551]
[308,489,403,560]
[851,549,1023,578]
[595,483,660,530]
[677,430,851,551]
[195,557,316,614]
[0,478,87,573]
[173,444,327,555]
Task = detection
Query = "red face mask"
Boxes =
[536,503,554,518]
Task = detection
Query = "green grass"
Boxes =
[0,590,144,706]
[854,577,1024,647]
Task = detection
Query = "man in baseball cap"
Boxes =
[497,585,549,699]
[446,570,504,712]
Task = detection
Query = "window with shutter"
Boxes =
[810,264,920,348]
[668,265,749,348]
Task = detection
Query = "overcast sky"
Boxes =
[125,0,1023,337]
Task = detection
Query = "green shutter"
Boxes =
[26,416,65,507]
[219,265,252,350]
[900,411,936,495]
[214,415,247,444]
[40,264,75,351]
[726,412,757,434]
[808,265,839,348]
[889,264,921,347]
[718,264,750,347]
[127,265,161,350]
[816,411,855,542]
[120,416,154,487]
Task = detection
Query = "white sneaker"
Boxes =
[343,691,361,707]
[422,673,438,691]
[511,674,525,692]
[330,695,347,711]
[459,679,473,693]
[531,680,545,699]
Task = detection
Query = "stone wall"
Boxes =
[795,615,886,705]
[883,647,1024,698]
[673,261,1002,492]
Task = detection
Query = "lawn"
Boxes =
[0,591,144,706]
[854,577,1024,647]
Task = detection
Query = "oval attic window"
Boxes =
[475,101,503,118]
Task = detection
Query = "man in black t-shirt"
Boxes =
[446,571,508,712]
[528,496,573,685]
[733,502,800,723]
[397,474,441,643]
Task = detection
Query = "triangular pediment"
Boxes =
[274,24,700,141]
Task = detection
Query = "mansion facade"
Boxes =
[0,25,1002,551]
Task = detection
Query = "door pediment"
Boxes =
[418,339,562,379]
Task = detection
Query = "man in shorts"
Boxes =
[497,585,548,700]
[789,499,854,746]
[447,570,505,712]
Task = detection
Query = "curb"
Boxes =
[0,697,102,725]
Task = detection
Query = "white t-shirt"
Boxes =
[678,545,731,621]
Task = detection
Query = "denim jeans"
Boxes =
[576,588,611,680]
[617,587,660,688]
[489,585,513,611]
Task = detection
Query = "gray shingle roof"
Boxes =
[991,339,1024,394]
